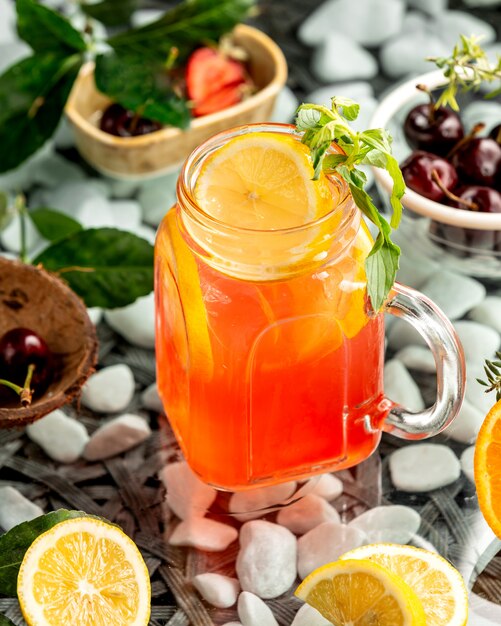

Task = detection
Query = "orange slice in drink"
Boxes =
[474,397,501,538]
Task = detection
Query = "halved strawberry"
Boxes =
[185,47,247,117]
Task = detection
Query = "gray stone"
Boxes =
[419,271,486,321]
[137,173,179,227]
[348,505,421,544]
[30,153,86,188]
[309,473,343,501]
[141,383,164,414]
[169,517,238,551]
[462,0,501,5]
[384,359,425,411]
[462,101,501,136]
[380,32,449,79]
[312,35,378,83]
[394,345,436,374]
[431,11,497,48]
[159,461,217,520]
[43,180,111,218]
[465,372,494,415]
[389,444,461,492]
[26,410,89,463]
[454,321,500,375]
[81,364,135,413]
[306,82,374,108]
[238,592,278,626]
[0,487,44,531]
[276,494,340,534]
[109,200,142,232]
[401,11,429,34]
[270,86,299,123]
[387,319,426,351]
[297,522,367,579]
[444,399,484,444]
[291,605,332,626]
[236,520,297,599]
[299,0,404,48]
[192,573,240,609]
[84,414,151,461]
[229,482,297,522]
[407,0,448,15]
[105,293,155,349]
[469,296,501,334]
[460,446,475,483]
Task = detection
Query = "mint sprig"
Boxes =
[296,98,405,313]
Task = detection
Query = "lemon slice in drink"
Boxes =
[17,517,151,626]
[295,558,426,625]
[340,543,469,626]
[194,132,333,230]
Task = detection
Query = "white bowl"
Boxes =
[370,69,501,279]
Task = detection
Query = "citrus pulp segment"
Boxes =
[17,516,151,626]
[295,558,427,625]
[340,543,468,626]
[474,397,501,539]
[194,132,333,230]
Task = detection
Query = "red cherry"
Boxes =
[403,103,464,157]
[0,328,53,391]
[451,137,501,188]
[100,103,162,137]
[400,150,458,202]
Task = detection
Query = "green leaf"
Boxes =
[331,96,360,121]
[80,0,139,27]
[295,107,322,131]
[0,191,12,230]
[107,0,255,60]
[16,0,86,54]
[0,510,87,596]
[94,52,190,127]
[0,615,15,625]
[0,53,82,173]
[34,228,154,308]
[365,235,400,313]
[29,208,83,242]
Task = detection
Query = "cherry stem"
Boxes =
[0,363,36,407]
[416,84,436,122]
[446,122,485,160]
[431,169,479,211]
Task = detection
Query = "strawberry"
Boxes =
[185,47,247,117]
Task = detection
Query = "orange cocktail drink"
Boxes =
[155,124,389,490]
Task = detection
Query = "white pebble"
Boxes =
[465,373,495,415]
[236,520,297,599]
[407,0,447,15]
[444,399,484,444]
[138,173,179,227]
[348,505,421,544]
[419,271,486,321]
[394,345,436,374]
[454,321,500,376]
[462,0,501,5]
[135,224,157,245]
[297,522,367,580]
[0,487,44,531]
[192,573,240,609]
[469,296,501,334]
[0,212,41,254]
[169,517,238,551]
[299,0,404,47]
[309,473,343,501]
[159,461,216,520]
[431,10,497,48]
[141,382,164,413]
[291,604,332,626]
[109,200,142,232]
[238,592,278,626]
[384,359,425,412]
[276,494,340,535]
[105,293,155,349]
[380,32,449,79]
[389,444,461,492]
[30,153,86,188]
[460,446,475,483]
[0,0,17,43]
[387,319,426,351]
[86,307,103,326]
[271,86,299,123]
[306,82,374,106]
[0,40,30,74]
[312,34,377,82]
[462,101,501,136]
[229,482,297,522]
[84,414,151,461]
[130,8,164,27]
[26,410,89,463]
[81,364,135,413]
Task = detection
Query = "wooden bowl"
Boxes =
[0,258,98,428]
[65,24,288,180]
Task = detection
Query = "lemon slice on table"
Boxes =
[194,132,333,230]
[340,543,469,626]
[295,558,427,625]
[17,517,151,626]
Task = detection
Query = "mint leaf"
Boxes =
[296,99,404,312]
[16,0,86,54]
[95,52,190,127]
[0,53,82,172]
[29,208,83,242]
[107,0,255,60]
[80,0,139,27]
[0,510,87,596]
[34,228,154,308]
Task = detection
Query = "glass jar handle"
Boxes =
[383,282,465,439]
